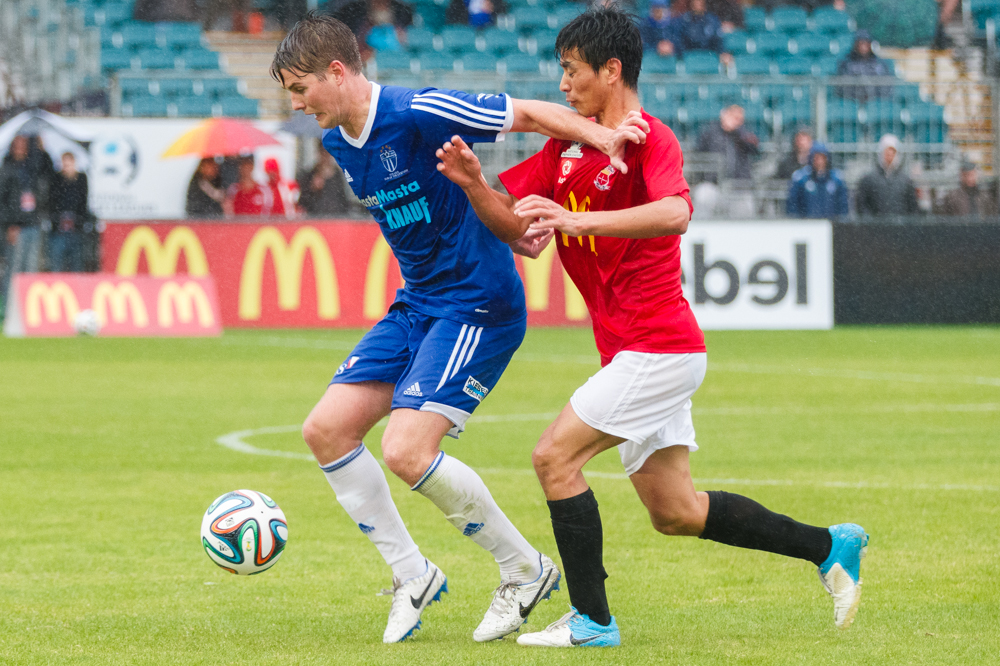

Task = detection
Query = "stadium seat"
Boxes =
[749,31,790,56]
[500,53,542,73]
[776,56,813,76]
[680,51,720,75]
[460,52,498,72]
[893,83,924,104]
[201,77,242,98]
[506,79,564,104]
[120,22,157,48]
[643,53,677,74]
[530,30,559,57]
[416,52,456,71]
[744,6,767,33]
[814,56,840,76]
[723,31,750,56]
[643,99,675,127]
[734,54,773,76]
[904,102,946,142]
[512,7,550,32]
[708,83,743,105]
[551,4,585,29]
[120,78,154,98]
[101,3,131,27]
[812,7,853,34]
[793,32,833,57]
[640,83,682,106]
[405,28,438,53]
[827,97,859,142]
[771,7,808,34]
[830,33,854,57]
[483,28,522,55]
[373,50,414,73]
[863,98,904,138]
[441,26,477,52]
[159,78,195,97]
[219,96,259,118]
[181,49,220,69]
[137,50,177,70]
[778,97,812,129]
[159,23,203,50]
[176,96,214,117]
[124,96,169,117]
[743,102,769,138]
[101,47,133,71]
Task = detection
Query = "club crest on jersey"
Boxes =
[379,144,398,173]
[463,376,489,402]
[594,165,616,191]
[561,142,584,159]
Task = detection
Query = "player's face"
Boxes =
[558,50,609,118]
[281,68,343,129]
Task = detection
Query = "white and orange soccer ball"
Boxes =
[200,490,288,575]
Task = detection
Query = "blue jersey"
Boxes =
[322,82,526,327]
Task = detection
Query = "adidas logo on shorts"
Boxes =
[403,382,423,397]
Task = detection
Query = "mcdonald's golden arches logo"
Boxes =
[25,281,80,327]
[158,281,215,328]
[239,226,340,321]
[92,281,149,327]
[116,226,209,276]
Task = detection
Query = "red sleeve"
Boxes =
[498,138,560,201]
[640,120,693,214]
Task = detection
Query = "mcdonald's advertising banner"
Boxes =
[98,220,832,330]
[3,274,222,337]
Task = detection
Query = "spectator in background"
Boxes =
[186,158,226,218]
[670,0,744,33]
[0,135,45,300]
[856,134,920,217]
[786,142,849,219]
[298,150,351,217]
[775,128,813,180]
[660,0,732,64]
[134,0,196,22]
[693,104,759,218]
[756,0,845,10]
[273,0,309,30]
[225,156,267,216]
[641,0,674,55]
[446,0,507,28]
[937,159,999,217]
[201,0,252,32]
[837,30,893,102]
[47,152,90,272]
[263,158,300,218]
[332,0,414,59]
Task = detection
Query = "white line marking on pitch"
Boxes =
[215,411,1000,493]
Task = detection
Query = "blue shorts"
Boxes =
[330,304,526,437]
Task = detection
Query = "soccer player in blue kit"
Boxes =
[269,14,648,643]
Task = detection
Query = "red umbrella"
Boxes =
[161,117,281,158]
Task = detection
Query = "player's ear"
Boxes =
[603,58,623,86]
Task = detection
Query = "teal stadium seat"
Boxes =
[750,31,790,56]
[417,51,456,71]
[771,7,808,34]
[744,6,767,33]
[779,97,812,129]
[176,97,214,117]
[814,55,840,75]
[101,47,133,71]
[734,54,773,76]
[708,83,743,105]
[512,7,550,33]
[159,23,203,50]
[551,4,585,29]
[120,22,157,48]
[827,97,859,142]
[137,49,177,69]
[441,26,477,52]
[831,33,854,57]
[793,32,833,57]
[406,28,437,53]
[680,51,720,75]
[640,83,682,106]
[124,96,169,117]
[374,50,414,72]
[500,53,542,73]
[743,102,769,138]
[812,7,852,34]
[777,56,812,76]
[158,78,194,97]
[181,49,220,69]
[483,28,521,55]
[642,54,677,74]
[723,31,750,56]
[220,97,259,118]
[201,77,241,98]
[893,83,923,104]
[461,52,498,72]
[904,103,946,142]
[531,30,558,57]
[507,80,564,104]
[864,99,904,138]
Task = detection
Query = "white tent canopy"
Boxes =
[0,109,95,170]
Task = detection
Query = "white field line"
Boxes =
[219,335,1000,387]
[214,408,1000,493]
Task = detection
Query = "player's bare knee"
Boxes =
[301,416,327,452]
[532,438,575,487]
[648,502,703,537]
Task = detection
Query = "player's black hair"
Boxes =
[270,11,362,85]
[554,5,643,91]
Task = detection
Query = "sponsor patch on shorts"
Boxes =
[463,376,489,402]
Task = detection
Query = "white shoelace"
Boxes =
[486,582,517,616]
[544,611,576,631]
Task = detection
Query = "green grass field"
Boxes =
[2,327,999,665]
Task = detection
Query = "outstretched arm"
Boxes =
[515,194,691,239]
[436,135,528,243]
[510,101,648,174]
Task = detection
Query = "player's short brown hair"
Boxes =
[270,12,362,85]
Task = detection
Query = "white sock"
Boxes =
[412,452,542,584]
[321,444,427,582]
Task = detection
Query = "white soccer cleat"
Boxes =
[818,523,869,630]
[473,554,562,642]
[382,560,448,643]
[516,607,620,648]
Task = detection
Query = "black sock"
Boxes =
[547,488,612,626]
[700,491,833,566]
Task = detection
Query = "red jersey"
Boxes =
[228,182,268,216]
[499,110,705,366]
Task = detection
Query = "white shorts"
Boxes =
[569,351,707,476]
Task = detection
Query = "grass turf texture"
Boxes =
[1,327,998,665]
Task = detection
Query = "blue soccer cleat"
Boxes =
[516,607,620,647]
[818,523,869,630]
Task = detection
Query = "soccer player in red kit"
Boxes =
[436,7,869,648]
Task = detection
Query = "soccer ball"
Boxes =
[74,309,101,336]
[200,490,288,575]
